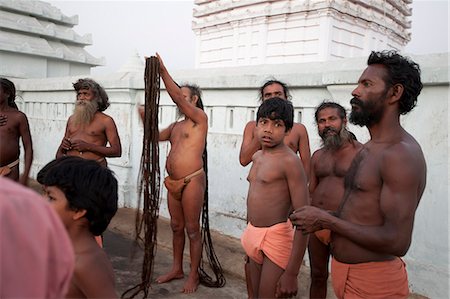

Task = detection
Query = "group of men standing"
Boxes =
[0,50,426,299]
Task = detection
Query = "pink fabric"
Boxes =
[0,177,75,298]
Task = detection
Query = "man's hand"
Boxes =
[275,272,298,298]
[155,52,167,74]
[60,137,72,152]
[69,139,91,152]
[290,206,329,234]
[0,114,7,126]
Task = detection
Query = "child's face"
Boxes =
[256,117,288,148]
[42,186,74,228]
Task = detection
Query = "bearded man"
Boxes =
[56,78,121,168]
[306,101,362,299]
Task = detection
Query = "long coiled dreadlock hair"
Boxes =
[122,56,161,299]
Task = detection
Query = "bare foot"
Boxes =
[181,272,199,294]
[156,270,184,284]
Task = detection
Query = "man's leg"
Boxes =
[258,254,284,298]
[245,255,254,298]
[309,233,331,299]
[180,173,205,293]
[248,257,262,298]
[156,192,185,283]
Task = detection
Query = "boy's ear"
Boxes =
[191,95,199,104]
[72,209,87,220]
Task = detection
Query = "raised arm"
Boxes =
[239,121,261,166]
[276,155,309,298]
[156,53,206,125]
[19,112,33,186]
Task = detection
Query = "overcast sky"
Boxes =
[48,0,449,75]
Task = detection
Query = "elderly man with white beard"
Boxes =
[56,78,122,168]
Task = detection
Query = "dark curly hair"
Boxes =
[259,79,292,102]
[73,78,110,112]
[37,156,118,236]
[367,50,423,115]
[257,97,294,132]
[0,78,18,109]
[314,100,347,123]
[181,83,204,110]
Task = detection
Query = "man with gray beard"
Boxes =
[56,78,122,168]
[306,101,362,299]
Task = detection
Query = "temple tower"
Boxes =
[0,0,103,78]
[192,0,412,68]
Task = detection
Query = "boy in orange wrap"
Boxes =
[241,97,309,298]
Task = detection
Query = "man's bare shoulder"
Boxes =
[4,109,28,120]
[291,122,308,136]
[311,148,326,161]
[95,112,115,122]
[244,120,257,130]
[382,135,425,165]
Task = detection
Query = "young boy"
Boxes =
[0,78,33,185]
[241,97,309,298]
[37,156,119,298]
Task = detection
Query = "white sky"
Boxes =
[48,0,449,75]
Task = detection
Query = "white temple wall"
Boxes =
[14,53,449,298]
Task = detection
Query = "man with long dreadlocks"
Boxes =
[0,78,33,185]
[138,53,224,293]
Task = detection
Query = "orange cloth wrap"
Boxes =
[314,229,331,245]
[0,159,19,176]
[331,257,409,299]
[240,220,294,269]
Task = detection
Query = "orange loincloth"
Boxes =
[331,257,409,299]
[240,220,294,269]
[0,159,19,176]
[164,168,204,201]
[314,229,331,245]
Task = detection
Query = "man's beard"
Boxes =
[349,96,385,127]
[72,99,98,126]
[320,126,351,150]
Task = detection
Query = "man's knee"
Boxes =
[185,225,201,241]
[170,220,185,234]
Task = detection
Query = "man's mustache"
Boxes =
[323,127,338,135]
[350,97,363,107]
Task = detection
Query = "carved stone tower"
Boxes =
[192,0,412,68]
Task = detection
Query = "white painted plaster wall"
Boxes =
[14,53,449,298]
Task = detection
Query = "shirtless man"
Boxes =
[291,50,426,298]
[242,97,309,298]
[38,156,118,298]
[56,78,121,167]
[308,101,362,298]
[0,78,33,185]
[150,53,208,293]
[239,80,311,178]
